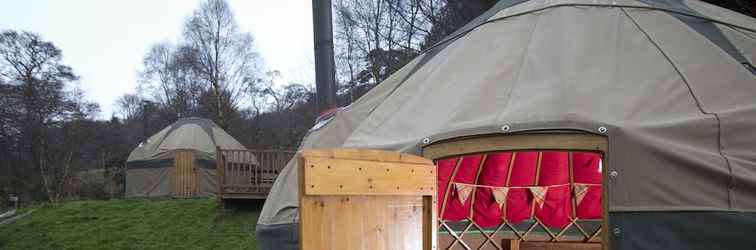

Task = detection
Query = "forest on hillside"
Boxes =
[1,0,754,202]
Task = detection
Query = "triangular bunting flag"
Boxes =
[455,183,473,204]
[529,186,548,209]
[491,187,509,208]
[574,183,590,206]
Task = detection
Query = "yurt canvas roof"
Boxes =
[258,0,756,249]
[127,117,251,165]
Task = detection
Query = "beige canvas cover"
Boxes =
[125,117,254,197]
[260,0,756,229]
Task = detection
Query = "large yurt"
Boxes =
[125,117,255,198]
[258,0,756,249]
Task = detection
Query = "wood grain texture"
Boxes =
[301,148,432,165]
[502,239,521,250]
[423,195,437,250]
[174,150,196,198]
[422,133,607,160]
[300,195,425,250]
[519,242,601,250]
[299,149,437,250]
[302,157,435,196]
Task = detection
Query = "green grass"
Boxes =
[0,199,260,250]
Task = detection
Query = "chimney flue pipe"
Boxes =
[312,0,338,116]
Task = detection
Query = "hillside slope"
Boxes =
[0,199,258,249]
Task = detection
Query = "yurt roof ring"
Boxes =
[423,3,756,54]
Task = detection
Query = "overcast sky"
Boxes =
[0,0,315,118]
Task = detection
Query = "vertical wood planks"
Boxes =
[299,149,437,250]
[174,150,195,198]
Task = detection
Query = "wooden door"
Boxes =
[298,149,437,250]
[174,150,197,198]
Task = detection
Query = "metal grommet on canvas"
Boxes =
[598,126,608,134]
[500,124,511,132]
[609,170,619,182]
[422,137,431,144]
[612,227,621,236]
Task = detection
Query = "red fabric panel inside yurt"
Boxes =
[573,152,603,219]
[438,150,603,228]
[472,153,512,227]
[506,152,538,223]
[535,152,571,228]
[442,155,483,221]
[573,153,601,184]
[436,157,458,213]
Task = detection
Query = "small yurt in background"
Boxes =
[125,117,257,198]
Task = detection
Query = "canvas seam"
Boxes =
[681,0,756,37]
[637,0,747,61]
[621,7,734,209]
[422,3,756,60]
[726,25,756,41]
[498,0,546,123]
[638,0,754,73]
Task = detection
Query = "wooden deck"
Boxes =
[216,148,295,201]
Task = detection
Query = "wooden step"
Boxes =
[503,240,602,250]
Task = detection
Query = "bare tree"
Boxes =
[115,94,144,121]
[334,2,362,103]
[139,43,204,118]
[333,0,432,92]
[332,0,497,104]
[243,72,316,150]
[51,85,100,201]
[247,70,280,117]
[182,0,262,129]
[0,30,97,203]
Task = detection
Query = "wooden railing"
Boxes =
[216,148,295,200]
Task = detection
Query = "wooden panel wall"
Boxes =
[299,149,436,250]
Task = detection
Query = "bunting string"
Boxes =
[450,181,599,189]
[451,182,600,205]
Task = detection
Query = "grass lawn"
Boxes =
[0,199,260,250]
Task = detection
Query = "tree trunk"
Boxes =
[212,82,225,129]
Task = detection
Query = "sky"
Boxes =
[0,0,315,118]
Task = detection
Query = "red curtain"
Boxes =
[534,152,571,228]
[573,152,603,219]
[473,153,512,227]
[438,151,603,228]
[442,155,483,221]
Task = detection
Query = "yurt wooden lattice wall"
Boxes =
[423,133,608,250]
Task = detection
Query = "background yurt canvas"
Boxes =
[125,117,257,198]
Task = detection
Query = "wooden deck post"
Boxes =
[216,146,225,210]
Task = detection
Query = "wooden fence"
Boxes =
[216,148,295,200]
